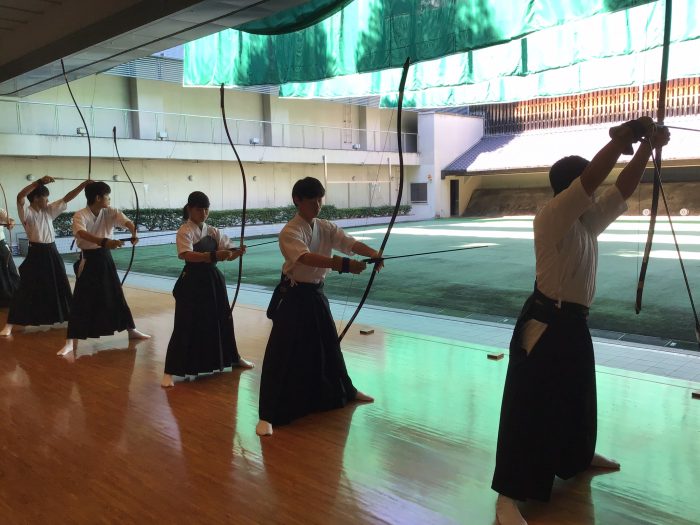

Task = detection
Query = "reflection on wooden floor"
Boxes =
[0,286,698,524]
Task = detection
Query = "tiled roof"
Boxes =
[443,117,700,176]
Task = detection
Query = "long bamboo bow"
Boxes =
[338,57,411,343]
[635,0,700,344]
[220,84,248,314]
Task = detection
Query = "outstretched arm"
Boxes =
[351,241,383,271]
[298,252,366,274]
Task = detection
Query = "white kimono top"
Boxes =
[19,199,67,243]
[279,214,356,284]
[72,206,130,250]
[176,220,234,254]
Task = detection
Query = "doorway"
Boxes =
[449,179,459,216]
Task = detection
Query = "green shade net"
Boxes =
[184,0,655,88]
[236,0,353,35]
[275,0,700,107]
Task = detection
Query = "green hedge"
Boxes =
[52,204,411,237]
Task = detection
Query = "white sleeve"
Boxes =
[17,203,28,225]
[534,178,593,246]
[279,226,309,265]
[210,227,235,249]
[176,227,194,255]
[112,208,130,229]
[72,211,86,237]
[580,185,628,237]
[48,199,68,220]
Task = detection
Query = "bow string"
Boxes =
[635,0,700,344]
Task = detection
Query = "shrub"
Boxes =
[51,204,411,237]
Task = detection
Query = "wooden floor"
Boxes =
[0,286,698,525]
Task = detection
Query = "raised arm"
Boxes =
[17,176,54,204]
[579,140,630,197]
[615,127,671,200]
[581,117,657,197]
[63,179,92,204]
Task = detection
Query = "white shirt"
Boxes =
[19,199,67,243]
[534,177,627,307]
[72,206,130,250]
[280,214,356,284]
[0,208,7,242]
[176,220,233,254]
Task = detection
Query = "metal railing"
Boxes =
[0,98,418,153]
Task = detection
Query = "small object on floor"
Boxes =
[692,391,700,400]
[360,329,374,335]
[487,353,505,360]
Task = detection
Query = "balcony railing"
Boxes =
[0,99,418,153]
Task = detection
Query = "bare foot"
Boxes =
[0,324,12,336]
[496,494,527,525]
[57,339,77,356]
[161,374,174,388]
[235,356,255,369]
[256,420,273,436]
[128,329,151,340]
[590,452,620,470]
[355,391,374,402]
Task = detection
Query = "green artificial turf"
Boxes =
[62,217,700,344]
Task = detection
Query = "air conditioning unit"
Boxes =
[352,143,362,150]
[249,137,260,145]
[158,131,168,140]
[76,127,87,136]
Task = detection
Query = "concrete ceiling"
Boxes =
[0,0,306,97]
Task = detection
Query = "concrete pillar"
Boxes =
[262,94,272,146]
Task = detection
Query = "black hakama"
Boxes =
[0,239,20,307]
[66,247,135,339]
[8,242,72,325]
[492,288,596,502]
[259,280,358,426]
[163,236,241,376]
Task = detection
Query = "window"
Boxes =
[410,182,428,203]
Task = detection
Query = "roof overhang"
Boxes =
[442,118,700,179]
[0,0,306,97]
